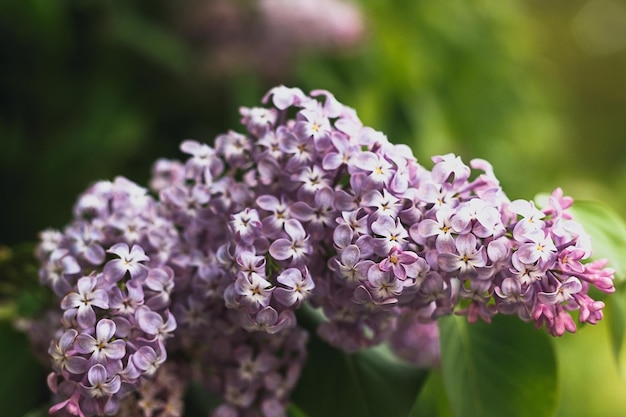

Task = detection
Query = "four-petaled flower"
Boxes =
[353,151,394,185]
[431,153,470,185]
[438,233,487,279]
[49,329,88,375]
[370,215,408,256]
[509,199,545,239]
[274,268,315,307]
[80,363,121,398]
[234,272,274,311]
[331,244,373,285]
[230,208,263,245]
[537,277,583,306]
[131,344,167,377]
[61,275,109,329]
[412,206,455,253]
[269,219,311,263]
[75,319,126,364]
[241,307,295,334]
[366,265,402,302]
[135,306,177,341]
[40,248,81,297]
[104,243,150,283]
[515,230,557,266]
[379,247,419,280]
[256,195,291,237]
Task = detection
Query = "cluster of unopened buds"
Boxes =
[34,86,615,417]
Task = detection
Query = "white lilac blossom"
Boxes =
[34,86,616,417]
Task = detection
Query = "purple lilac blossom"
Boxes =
[37,178,179,417]
[34,85,616,417]
[116,361,187,417]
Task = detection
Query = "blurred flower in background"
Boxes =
[178,0,365,81]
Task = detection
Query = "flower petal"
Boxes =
[269,239,293,261]
[87,364,108,385]
[75,333,96,354]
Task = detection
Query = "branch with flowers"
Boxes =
[6,86,626,417]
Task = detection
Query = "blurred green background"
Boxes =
[1,0,625,416]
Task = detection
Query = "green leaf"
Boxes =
[107,11,191,76]
[605,288,626,368]
[21,407,49,417]
[292,331,429,417]
[287,403,311,417]
[439,314,558,417]
[183,381,223,417]
[569,200,626,281]
[0,323,48,417]
[408,371,453,417]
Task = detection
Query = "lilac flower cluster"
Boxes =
[37,179,178,416]
[35,85,615,417]
[115,362,187,417]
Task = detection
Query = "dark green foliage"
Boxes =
[439,315,558,417]
[0,322,48,417]
[292,331,429,417]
